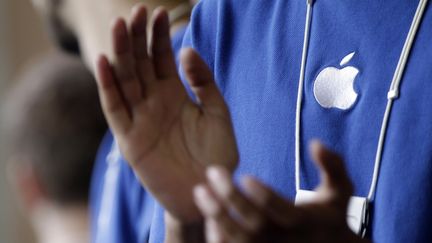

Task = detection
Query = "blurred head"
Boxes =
[3,52,106,213]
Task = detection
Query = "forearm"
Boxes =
[62,0,185,69]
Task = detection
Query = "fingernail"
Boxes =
[207,166,231,197]
[193,185,220,215]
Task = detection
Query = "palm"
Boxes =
[124,78,237,178]
[96,6,238,221]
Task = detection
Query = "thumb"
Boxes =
[310,140,353,209]
[180,48,228,115]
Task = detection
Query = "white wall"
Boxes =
[0,0,13,241]
[0,1,51,242]
[0,0,11,86]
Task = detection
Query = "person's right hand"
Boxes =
[95,5,238,222]
[194,141,368,243]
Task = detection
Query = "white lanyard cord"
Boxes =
[367,0,429,200]
[295,0,429,201]
[295,0,314,192]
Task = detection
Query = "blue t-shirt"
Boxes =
[90,132,156,243]
[90,27,187,243]
[91,1,432,242]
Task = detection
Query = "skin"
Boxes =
[34,1,371,242]
[97,4,371,243]
[31,0,192,68]
[8,161,89,243]
[194,142,370,243]
[32,0,204,241]
[95,5,238,223]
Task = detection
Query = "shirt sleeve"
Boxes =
[181,0,221,73]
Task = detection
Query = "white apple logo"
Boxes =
[313,52,359,110]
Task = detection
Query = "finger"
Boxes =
[309,140,353,207]
[130,4,149,60]
[150,7,178,79]
[206,166,265,232]
[112,17,143,107]
[95,55,132,132]
[130,4,156,91]
[194,185,250,243]
[241,176,297,226]
[206,219,226,243]
[180,48,228,115]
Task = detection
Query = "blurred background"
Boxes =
[1,1,57,242]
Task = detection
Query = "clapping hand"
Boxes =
[194,141,369,243]
[95,5,238,222]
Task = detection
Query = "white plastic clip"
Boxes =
[387,90,399,100]
[295,190,369,237]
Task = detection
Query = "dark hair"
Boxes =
[3,52,106,205]
[43,0,81,55]
[46,14,81,55]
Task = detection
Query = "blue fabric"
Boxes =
[91,1,432,242]
[89,27,187,243]
[90,131,156,243]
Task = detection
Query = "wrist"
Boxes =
[165,212,204,243]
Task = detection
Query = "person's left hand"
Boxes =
[95,5,238,223]
[193,141,370,243]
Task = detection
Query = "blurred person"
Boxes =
[30,0,196,67]
[3,52,107,243]
[27,0,432,242]
[30,0,197,242]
